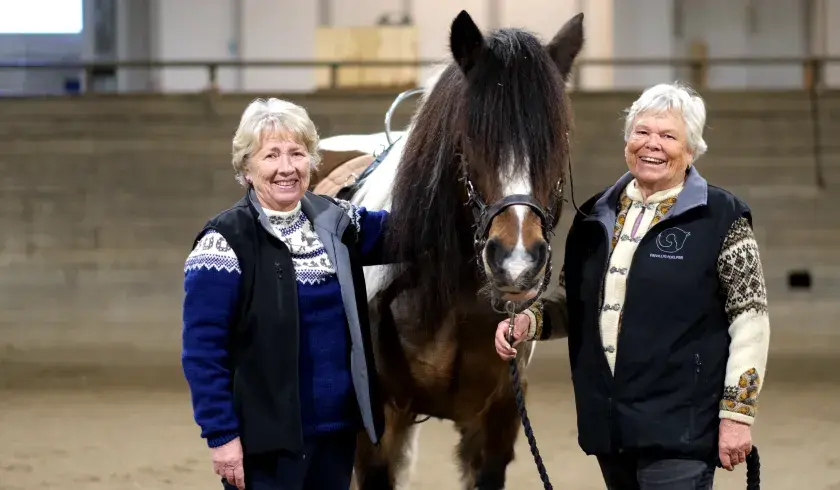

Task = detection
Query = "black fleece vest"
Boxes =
[564,177,751,461]
[193,192,384,455]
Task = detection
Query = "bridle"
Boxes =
[458,134,569,314]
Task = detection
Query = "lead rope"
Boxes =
[745,446,761,489]
[506,300,553,490]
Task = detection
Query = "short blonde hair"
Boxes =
[623,82,708,163]
[231,97,321,187]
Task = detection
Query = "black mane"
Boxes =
[383,19,577,328]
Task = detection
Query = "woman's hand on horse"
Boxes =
[212,436,246,489]
[494,313,531,361]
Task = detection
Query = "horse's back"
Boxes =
[319,131,397,154]
[318,130,410,300]
[317,131,408,209]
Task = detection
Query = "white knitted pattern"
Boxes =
[265,204,335,285]
[185,231,241,274]
[717,217,770,424]
[263,200,363,285]
[184,201,364,286]
[333,198,362,234]
[600,180,684,373]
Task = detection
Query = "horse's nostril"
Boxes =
[531,240,549,267]
[485,237,506,266]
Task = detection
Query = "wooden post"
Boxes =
[803,58,822,90]
[688,40,708,89]
[206,64,220,93]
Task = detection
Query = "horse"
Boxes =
[315,10,584,489]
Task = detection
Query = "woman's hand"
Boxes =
[718,419,752,471]
[212,437,246,489]
[494,313,531,361]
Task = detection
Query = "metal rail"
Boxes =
[384,87,425,145]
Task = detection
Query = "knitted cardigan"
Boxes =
[181,199,388,447]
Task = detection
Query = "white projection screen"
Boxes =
[0,0,84,34]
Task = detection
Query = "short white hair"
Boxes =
[623,82,708,162]
[231,97,321,187]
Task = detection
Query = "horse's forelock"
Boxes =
[464,28,570,204]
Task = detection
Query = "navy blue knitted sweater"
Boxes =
[181,200,387,447]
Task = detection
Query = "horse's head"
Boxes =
[449,11,584,304]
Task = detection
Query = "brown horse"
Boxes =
[317,10,584,489]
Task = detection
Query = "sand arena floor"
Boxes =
[1,329,839,490]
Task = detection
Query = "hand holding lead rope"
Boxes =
[506,300,517,347]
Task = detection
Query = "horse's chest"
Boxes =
[399,326,513,420]
[403,322,458,393]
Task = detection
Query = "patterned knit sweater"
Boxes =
[182,199,387,447]
[527,179,770,426]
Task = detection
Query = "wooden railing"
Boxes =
[1,56,840,92]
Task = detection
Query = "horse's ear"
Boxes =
[547,12,585,81]
[450,10,485,74]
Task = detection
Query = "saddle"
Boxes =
[312,136,400,200]
[311,150,376,198]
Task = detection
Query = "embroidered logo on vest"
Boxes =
[651,227,690,260]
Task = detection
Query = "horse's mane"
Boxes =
[384,27,572,327]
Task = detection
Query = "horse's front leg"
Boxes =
[455,383,524,490]
[354,403,418,490]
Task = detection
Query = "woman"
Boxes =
[181,97,390,490]
[495,82,771,489]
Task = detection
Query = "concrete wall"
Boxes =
[669,0,809,89]
[0,33,86,95]
[0,94,396,358]
[124,0,822,92]
[0,91,838,362]
[149,0,238,92]
[0,0,109,95]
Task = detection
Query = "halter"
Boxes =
[458,137,568,314]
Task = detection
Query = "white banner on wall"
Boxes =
[0,0,84,34]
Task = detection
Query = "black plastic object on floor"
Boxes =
[787,270,812,289]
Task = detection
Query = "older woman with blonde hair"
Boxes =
[181,98,392,490]
[496,82,771,489]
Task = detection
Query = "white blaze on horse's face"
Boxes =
[481,159,549,302]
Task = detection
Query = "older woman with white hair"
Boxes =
[181,98,392,490]
[496,82,771,489]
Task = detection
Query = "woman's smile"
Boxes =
[638,156,665,165]
[272,179,299,189]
